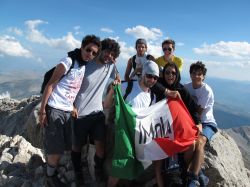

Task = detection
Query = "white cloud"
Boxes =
[74,26,81,30]
[0,35,32,58]
[182,58,250,81]
[147,43,162,57]
[125,25,163,41]
[7,27,23,36]
[193,41,250,59]
[118,40,135,60]
[25,19,80,50]
[101,27,114,33]
[73,26,84,36]
[0,91,10,99]
[176,42,184,46]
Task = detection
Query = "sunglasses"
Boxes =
[163,47,172,52]
[85,48,98,57]
[145,74,158,80]
[165,70,176,76]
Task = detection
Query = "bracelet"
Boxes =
[38,112,46,115]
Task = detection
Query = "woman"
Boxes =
[152,62,201,187]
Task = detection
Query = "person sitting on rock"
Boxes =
[151,62,201,187]
[184,61,218,187]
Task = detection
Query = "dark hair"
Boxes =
[81,34,101,54]
[162,39,175,50]
[101,38,120,59]
[189,61,207,76]
[162,62,181,89]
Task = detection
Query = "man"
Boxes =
[124,38,154,81]
[71,38,120,185]
[184,61,218,187]
[155,39,183,75]
[103,60,160,187]
[39,35,101,187]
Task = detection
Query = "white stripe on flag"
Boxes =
[143,140,169,161]
[134,99,174,161]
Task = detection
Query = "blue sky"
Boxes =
[1,0,250,81]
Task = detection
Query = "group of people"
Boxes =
[39,35,218,187]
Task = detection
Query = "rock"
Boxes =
[0,95,250,186]
[225,126,250,170]
[0,96,41,138]
[204,130,250,187]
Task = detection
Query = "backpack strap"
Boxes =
[131,55,136,70]
[122,80,154,106]
[65,57,75,76]
[122,80,134,100]
[149,90,155,106]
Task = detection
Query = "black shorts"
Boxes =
[44,105,72,155]
[72,112,106,147]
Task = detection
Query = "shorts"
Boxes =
[44,105,72,155]
[201,122,217,142]
[72,112,106,147]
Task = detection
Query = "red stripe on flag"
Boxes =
[154,98,198,156]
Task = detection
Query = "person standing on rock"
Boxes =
[184,61,218,187]
[38,35,101,187]
[71,38,120,186]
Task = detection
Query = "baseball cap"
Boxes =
[135,38,147,48]
[142,60,159,77]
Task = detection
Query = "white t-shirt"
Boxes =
[48,57,85,111]
[184,82,217,126]
[121,81,154,109]
[135,53,148,67]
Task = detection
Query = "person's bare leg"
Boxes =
[95,140,105,158]
[184,142,196,171]
[154,160,164,187]
[190,135,207,175]
[46,154,61,176]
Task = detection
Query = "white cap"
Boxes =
[142,60,159,77]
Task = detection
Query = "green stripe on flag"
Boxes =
[110,85,144,180]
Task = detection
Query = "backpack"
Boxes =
[40,57,75,94]
[122,80,155,106]
[131,54,154,70]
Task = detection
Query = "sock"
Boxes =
[46,164,56,177]
[94,154,105,169]
[71,151,82,173]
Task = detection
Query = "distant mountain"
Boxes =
[226,126,250,170]
[214,102,250,129]
[1,73,250,128]
[0,79,41,99]
[182,76,250,114]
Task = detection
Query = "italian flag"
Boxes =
[110,85,198,180]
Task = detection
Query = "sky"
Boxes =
[1,0,250,82]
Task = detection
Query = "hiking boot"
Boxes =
[75,171,84,187]
[198,170,209,187]
[187,179,200,187]
[44,173,67,187]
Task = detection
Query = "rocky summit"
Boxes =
[0,96,250,187]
